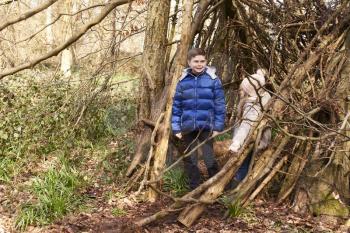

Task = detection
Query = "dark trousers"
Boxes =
[224,151,253,191]
[182,131,219,189]
[234,151,253,181]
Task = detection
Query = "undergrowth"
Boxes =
[0,71,138,230]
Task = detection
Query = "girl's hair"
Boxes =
[187,48,206,61]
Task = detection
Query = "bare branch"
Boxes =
[15,3,107,44]
[0,0,18,7]
[0,0,58,32]
[0,0,134,80]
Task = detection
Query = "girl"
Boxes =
[229,69,271,181]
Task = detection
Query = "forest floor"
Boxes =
[31,193,349,233]
[1,187,349,233]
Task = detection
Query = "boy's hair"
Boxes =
[187,48,206,61]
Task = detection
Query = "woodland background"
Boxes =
[0,0,350,232]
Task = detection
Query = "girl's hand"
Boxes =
[175,133,182,139]
[229,142,240,153]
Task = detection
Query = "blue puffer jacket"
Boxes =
[171,67,226,134]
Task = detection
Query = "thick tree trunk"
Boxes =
[148,0,194,202]
[126,0,170,178]
[210,0,237,84]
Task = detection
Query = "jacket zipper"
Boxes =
[189,70,204,131]
[194,75,198,130]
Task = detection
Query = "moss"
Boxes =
[311,199,349,218]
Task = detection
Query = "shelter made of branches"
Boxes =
[127,0,350,227]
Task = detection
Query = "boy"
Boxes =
[171,48,226,190]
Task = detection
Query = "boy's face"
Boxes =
[188,55,207,74]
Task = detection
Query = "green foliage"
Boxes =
[0,73,137,157]
[163,168,189,196]
[0,73,137,179]
[221,196,246,218]
[1,79,73,157]
[0,72,138,230]
[311,198,349,217]
[215,132,232,141]
[98,138,134,184]
[111,207,127,217]
[15,157,83,231]
[0,156,18,182]
[271,127,279,139]
[105,102,136,136]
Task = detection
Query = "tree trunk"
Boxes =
[277,138,311,203]
[110,8,118,57]
[45,5,54,48]
[148,0,194,202]
[126,0,170,178]
[164,0,179,71]
[60,0,75,77]
[210,0,237,84]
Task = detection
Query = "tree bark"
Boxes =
[277,139,311,203]
[148,0,194,202]
[164,0,179,71]
[126,0,170,178]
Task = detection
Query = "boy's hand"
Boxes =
[175,133,182,139]
[212,131,220,138]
